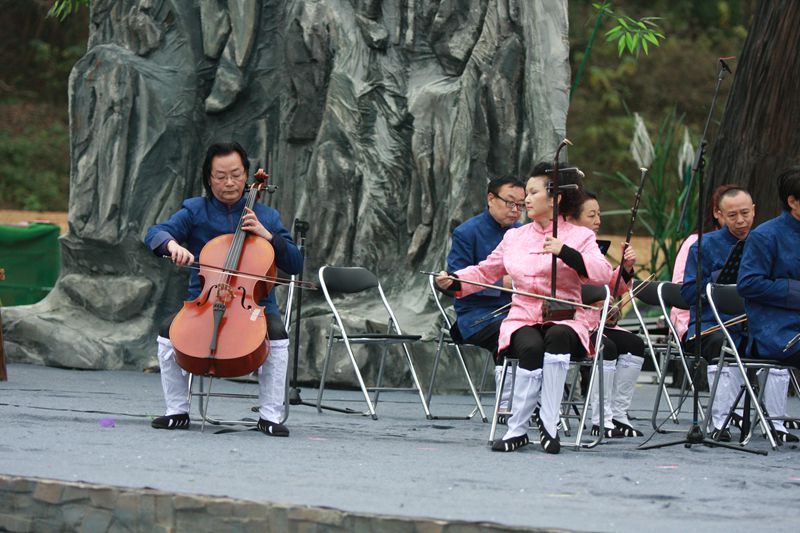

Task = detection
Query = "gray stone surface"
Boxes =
[1,363,800,532]
[2,1,571,386]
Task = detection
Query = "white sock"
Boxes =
[502,367,542,440]
[258,339,289,422]
[156,336,189,416]
[540,353,570,437]
[591,359,617,428]
[764,368,790,433]
[612,353,644,426]
[495,365,513,411]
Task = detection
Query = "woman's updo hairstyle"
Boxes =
[530,161,585,218]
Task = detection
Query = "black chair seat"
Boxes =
[333,333,421,342]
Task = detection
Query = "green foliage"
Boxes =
[47,0,90,21]
[599,109,697,280]
[593,2,666,57]
[0,117,70,211]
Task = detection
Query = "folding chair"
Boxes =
[316,266,431,420]
[627,280,679,426]
[426,275,488,421]
[650,281,706,432]
[705,283,800,450]
[186,278,299,431]
[487,284,611,449]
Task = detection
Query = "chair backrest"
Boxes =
[581,284,607,305]
[659,281,689,311]
[319,266,379,294]
[707,283,744,316]
[633,279,660,306]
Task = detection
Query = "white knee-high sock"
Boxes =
[591,359,617,428]
[711,366,740,430]
[495,365,513,411]
[764,368,790,433]
[612,353,644,425]
[157,336,190,416]
[540,353,571,437]
[258,339,289,422]
[502,367,542,440]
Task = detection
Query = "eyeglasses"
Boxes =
[211,170,245,183]
[493,193,526,211]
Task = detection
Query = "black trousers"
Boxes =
[591,328,646,361]
[452,320,503,363]
[502,324,586,371]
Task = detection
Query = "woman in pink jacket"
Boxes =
[568,192,645,438]
[437,163,612,454]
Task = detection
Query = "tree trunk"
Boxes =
[707,0,800,223]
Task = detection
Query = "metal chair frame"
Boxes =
[426,275,489,421]
[316,266,431,420]
[650,281,706,432]
[626,280,679,425]
[704,283,800,450]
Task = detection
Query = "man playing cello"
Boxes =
[144,142,303,436]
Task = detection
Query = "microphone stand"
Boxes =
[639,59,764,455]
[284,219,360,414]
[287,219,309,405]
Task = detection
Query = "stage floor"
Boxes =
[1,363,799,532]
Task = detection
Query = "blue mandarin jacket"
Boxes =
[447,210,520,340]
[145,195,303,317]
[737,211,800,360]
[681,227,744,342]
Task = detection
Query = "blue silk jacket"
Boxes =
[737,211,800,360]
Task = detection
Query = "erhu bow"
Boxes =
[607,166,648,325]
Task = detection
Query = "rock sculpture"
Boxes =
[4,0,569,390]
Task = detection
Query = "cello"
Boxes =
[169,169,276,378]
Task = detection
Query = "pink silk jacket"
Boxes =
[455,219,613,355]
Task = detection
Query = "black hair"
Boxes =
[565,190,598,220]
[777,166,800,211]
[201,142,250,198]
[487,176,525,196]
[526,161,585,218]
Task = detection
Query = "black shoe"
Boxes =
[151,413,190,430]
[771,430,799,443]
[784,419,800,430]
[536,417,561,454]
[257,418,290,437]
[491,433,529,452]
[612,419,644,437]
[710,427,732,442]
[591,424,624,438]
[496,414,509,426]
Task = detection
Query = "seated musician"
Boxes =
[446,176,525,421]
[437,163,612,454]
[681,186,756,442]
[567,191,646,438]
[671,184,743,342]
[737,166,800,442]
[144,142,303,436]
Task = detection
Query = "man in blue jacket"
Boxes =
[447,175,525,419]
[738,166,800,442]
[681,186,755,441]
[144,142,303,437]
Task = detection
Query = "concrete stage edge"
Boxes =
[1,364,800,532]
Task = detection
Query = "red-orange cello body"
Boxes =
[169,179,276,378]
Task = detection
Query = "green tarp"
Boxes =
[0,223,60,306]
